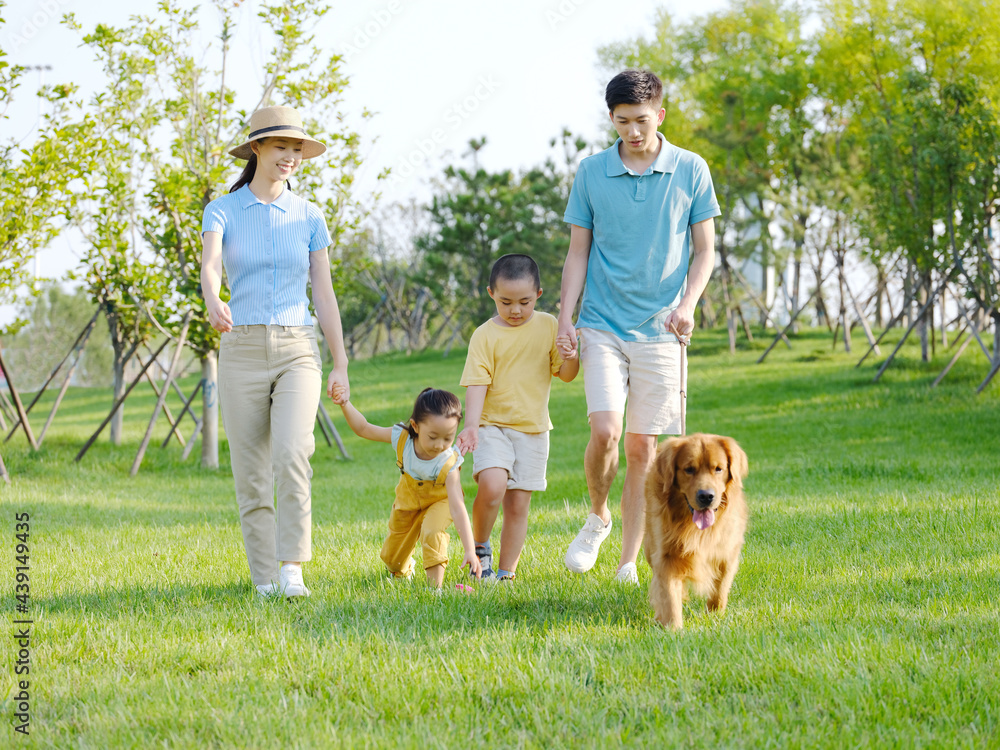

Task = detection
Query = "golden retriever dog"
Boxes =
[643,434,749,630]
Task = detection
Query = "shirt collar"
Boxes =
[606,132,677,177]
[238,184,292,212]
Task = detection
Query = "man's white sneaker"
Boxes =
[565,513,612,573]
[615,562,639,585]
[278,564,311,598]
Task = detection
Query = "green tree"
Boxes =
[59,0,365,464]
[0,1,72,302]
[416,137,580,337]
[54,42,163,446]
[2,282,111,389]
[819,0,1000,361]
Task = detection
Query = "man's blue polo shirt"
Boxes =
[564,133,721,342]
[202,185,332,326]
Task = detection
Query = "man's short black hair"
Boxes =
[489,254,541,291]
[605,69,664,113]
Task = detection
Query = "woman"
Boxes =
[201,105,349,598]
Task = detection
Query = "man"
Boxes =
[557,69,720,583]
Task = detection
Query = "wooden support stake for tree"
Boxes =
[873,274,952,383]
[132,351,186,447]
[144,343,199,404]
[3,311,99,444]
[160,379,203,449]
[932,334,975,387]
[315,410,333,447]
[844,276,880,356]
[731,265,790,347]
[977,356,1000,394]
[945,318,971,351]
[0,451,8,483]
[75,338,172,462]
[977,316,1000,394]
[37,357,80,446]
[757,265,837,364]
[130,314,192,476]
[855,280,923,368]
[181,418,203,462]
[953,300,993,361]
[0,349,38,451]
[0,390,15,429]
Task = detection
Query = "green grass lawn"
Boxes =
[2,327,998,748]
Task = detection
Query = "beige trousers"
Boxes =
[219,325,322,586]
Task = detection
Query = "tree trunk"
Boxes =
[791,256,802,334]
[110,348,126,446]
[201,351,219,469]
[720,258,737,355]
[918,273,930,362]
[875,263,885,329]
[903,261,914,330]
[837,255,851,353]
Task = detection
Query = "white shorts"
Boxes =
[471,426,549,492]
[579,327,686,436]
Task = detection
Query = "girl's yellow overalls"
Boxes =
[379,427,458,577]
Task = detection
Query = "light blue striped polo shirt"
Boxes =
[202,185,332,326]
[564,133,721,342]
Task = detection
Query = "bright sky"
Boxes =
[2,0,727,316]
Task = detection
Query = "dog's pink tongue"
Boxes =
[692,508,715,530]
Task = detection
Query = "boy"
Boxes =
[557,69,720,584]
[456,254,580,580]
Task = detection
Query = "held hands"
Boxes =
[327,368,350,404]
[206,299,233,333]
[556,317,578,360]
[455,426,478,456]
[556,333,578,361]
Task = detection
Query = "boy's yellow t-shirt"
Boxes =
[459,311,565,433]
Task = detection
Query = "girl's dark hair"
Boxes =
[405,387,462,438]
[228,138,295,193]
[605,69,664,113]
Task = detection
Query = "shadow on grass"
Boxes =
[33,572,655,640]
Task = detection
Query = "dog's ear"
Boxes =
[657,438,678,497]
[722,437,749,489]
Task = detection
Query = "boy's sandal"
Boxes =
[495,572,515,582]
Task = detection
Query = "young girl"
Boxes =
[336,387,482,587]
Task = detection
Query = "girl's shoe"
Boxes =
[495,570,515,582]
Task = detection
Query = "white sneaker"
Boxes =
[255,582,280,597]
[615,562,639,585]
[278,564,311,598]
[565,513,612,573]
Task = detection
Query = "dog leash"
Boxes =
[670,323,689,436]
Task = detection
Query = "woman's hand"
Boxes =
[207,298,233,333]
[327,366,349,403]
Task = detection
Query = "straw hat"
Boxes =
[229,105,327,161]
